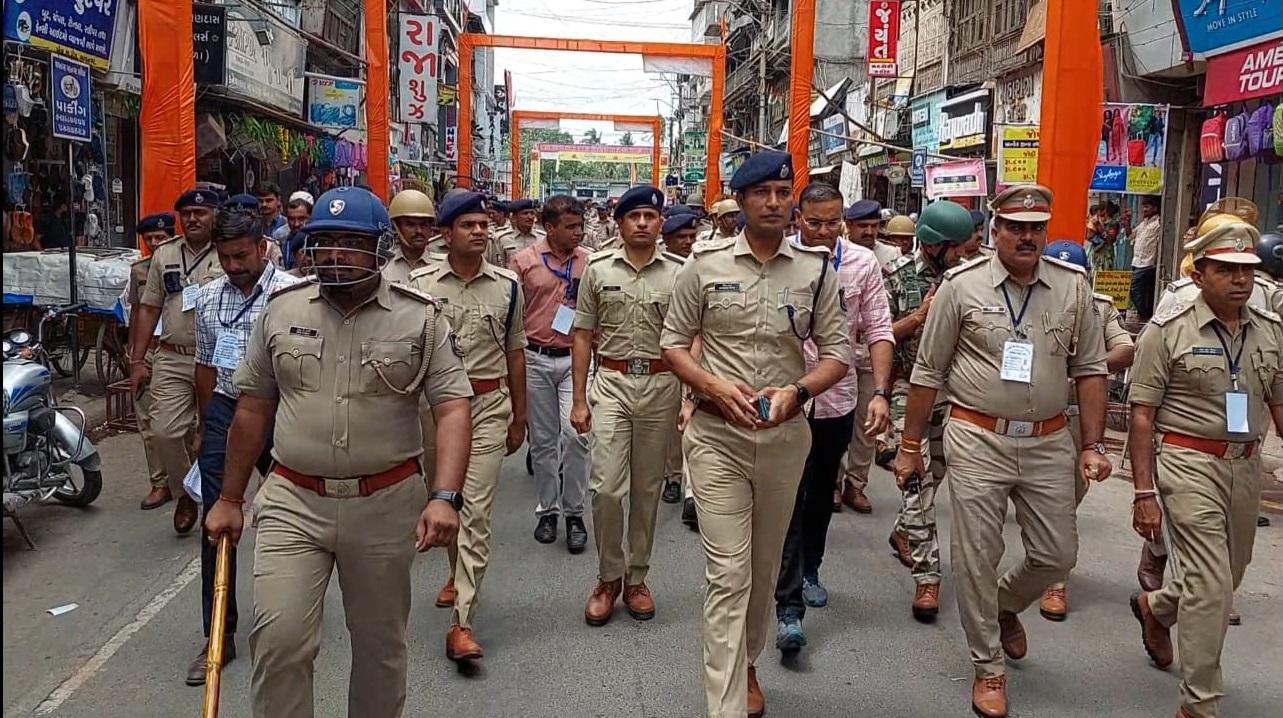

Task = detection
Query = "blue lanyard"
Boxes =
[999,282,1035,338]
[1211,322,1247,390]
[832,241,844,271]
[218,286,263,329]
[541,253,574,284]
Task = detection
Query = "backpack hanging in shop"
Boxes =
[1201,113,1226,162]
[1274,104,1283,158]
[1247,104,1273,157]
[1223,111,1249,161]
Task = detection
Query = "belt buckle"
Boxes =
[325,478,361,498]
[1005,420,1034,438]
[627,358,649,375]
[1224,442,1251,460]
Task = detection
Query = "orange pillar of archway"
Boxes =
[458,35,725,195]
[510,110,662,198]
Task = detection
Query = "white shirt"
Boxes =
[1131,215,1162,269]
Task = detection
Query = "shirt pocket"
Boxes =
[360,340,418,395]
[273,336,323,392]
[477,303,511,352]
[1176,352,1226,395]
[963,310,1010,354]
[1042,311,1077,357]
[599,289,631,332]
[644,290,672,331]
[774,288,815,339]
[704,290,748,334]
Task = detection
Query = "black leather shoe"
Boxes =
[525,449,533,475]
[185,636,236,686]
[534,515,558,544]
[681,498,698,531]
[566,516,588,554]
[661,481,681,504]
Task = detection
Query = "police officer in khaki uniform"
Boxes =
[131,213,186,510]
[587,201,618,250]
[882,200,975,620]
[894,184,1112,718]
[409,191,528,663]
[1037,241,1136,620]
[662,151,850,718]
[1155,203,1283,318]
[129,188,225,534]
[658,212,700,508]
[383,189,439,284]
[844,199,903,271]
[696,198,739,243]
[492,198,545,267]
[570,185,684,626]
[1127,220,1283,718]
[204,187,473,717]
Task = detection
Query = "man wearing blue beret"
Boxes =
[657,212,700,516]
[129,187,225,537]
[661,150,851,718]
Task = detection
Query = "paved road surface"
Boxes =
[4,432,1281,717]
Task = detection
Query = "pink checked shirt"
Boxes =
[793,236,894,419]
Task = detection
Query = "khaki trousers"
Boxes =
[1049,410,1091,587]
[588,369,681,584]
[147,348,199,496]
[423,389,512,629]
[249,471,426,718]
[1148,443,1262,718]
[685,412,811,718]
[665,414,684,484]
[838,370,876,493]
[134,349,168,489]
[944,419,1078,677]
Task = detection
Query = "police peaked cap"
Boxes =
[137,212,176,235]
[174,188,223,212]
[508,199,536,213]
[614,185,665,220]
[662,213,699,236]
[223,193,261,212]
[730,150,793,191]
[844,199,882,221]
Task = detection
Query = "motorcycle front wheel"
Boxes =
[53,464,103,507]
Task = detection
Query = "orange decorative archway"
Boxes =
[457,35,725,194]
[511,111,661,198]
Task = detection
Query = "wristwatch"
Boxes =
[1087,441,1108,456]
[872,388,892,400]
[792,382,812,405]
[429,490,464,511]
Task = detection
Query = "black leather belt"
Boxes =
[527,343,571,358]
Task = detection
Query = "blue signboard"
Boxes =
[910,149,927,188]
[1178,0,1283,58]
[3,0,119,71]
[51,55,91,143]
[1090,165,1128,193]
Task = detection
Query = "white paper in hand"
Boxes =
[183,460,203,504]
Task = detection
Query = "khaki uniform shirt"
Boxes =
[127,257,151,307]
[695,227,734,245]
[493,226,545,269]
[1068,293,1136,405]
[140,236,224,347]
[383,246,436,285]
[233,279,473,477]
[661,233,851,390]
[1154,274,1281,316]
[911,254,1108,421]
[585,218,617,250]
[574,246,685,360]
[1130,294,1283,441]
[870,241,903,274]
[409,260,527,381]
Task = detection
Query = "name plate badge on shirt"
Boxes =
[1225,391,1250,434]
[1000,340,1034,383]
[211,333,242,370]
[552,304,576,335]
[181,284,200,312]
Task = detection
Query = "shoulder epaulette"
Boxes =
[1092,292,1116,305]
[794,242,831,257]
[692,237,734,256]
[1248,303,1282,323]
[490,264,519,281]
[661,251,687,265]
[131,255,152,267]
[152,236,180,251]
[408,264,441,282]
[1255,273,1278,289]
[943,255,987,280]
[588,248,617,263]
[1041,255,1087,274]
[427,251,448,262]
[1151,301,1195,327]
[266,280,312,302]
[1165,277,1194,292]
[390,282,441,306]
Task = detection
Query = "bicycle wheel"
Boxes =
[95,322,127,384]
[46,317,90,377]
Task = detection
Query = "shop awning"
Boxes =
[1017,1,1047,54]
[809,164,837,175]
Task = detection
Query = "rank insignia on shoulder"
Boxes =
[1151,301,1193,326]
[943,256,986,280]
[1248,304,1281,323]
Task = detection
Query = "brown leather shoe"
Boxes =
[623,583,656,621]
[998,611,1027,660]
[747,665,765,718]
[1175,706,1197,718]
[141,486,172,510]
[1039,584,1068,622]
[845,486,872,514]
[445,625,484,662]
[585,578,622,626]
[888,529,912,568]
[1129,591,1173,668]
[435,578,457,608]
[832,486,843,513]
[971,674,1008,718]
[1228,609,1241,626]
[173,495,198,534]
[912,583,940,622]
[184,636,236,686]
[1137,543,1167,592]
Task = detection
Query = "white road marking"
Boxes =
[34,557,202,715]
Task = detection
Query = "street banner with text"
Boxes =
[867,1,900,78]
[1091,103,1169,195]
[925,159,988,199]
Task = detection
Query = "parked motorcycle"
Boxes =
[3,304,103,547]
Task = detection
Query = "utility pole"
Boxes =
[756,2,770,143]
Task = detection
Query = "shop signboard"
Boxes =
[1093,270,1133,310]
[867,1,900,78]
[938,89,992,155]
[1092,103,1169,195]
[1176,0,1283,59]
[996,64,1043,125]
[910,148,927,187]
[225,7,305,116]
[910,91,946,156]
[398,14,440,122]
[838,161,862,206]
[445,125,457,161]
[924,159,988,199]
[193,5,227,86]
[307,77,362,129]
[821,113,846,157]
[534,144,653,164]
[997,125,1040,186]
[4,0,119,72]
[1203,38,1283,106]
[50,55,91,143]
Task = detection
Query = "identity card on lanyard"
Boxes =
[181,283,201,312]
[211,290,261,370]
[999,283,1034,384]
[544,253,577,335]
[1213,323,1250,434]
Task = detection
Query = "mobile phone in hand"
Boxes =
[756,395,771,422]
